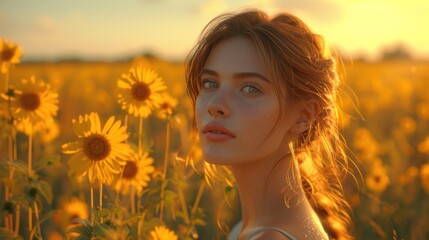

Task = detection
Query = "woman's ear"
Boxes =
[289,99,321,135]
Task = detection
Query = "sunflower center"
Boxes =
[83,134,111,161]
[19,92,41,111]
[374,175,381,183]
[161,103,169,110]
[122,161,138,179]
[131,82,151,101]
[1,47,15,61]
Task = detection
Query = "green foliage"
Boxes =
[34,155,61,172]
[3,59,429,239]
[0,227,23,240]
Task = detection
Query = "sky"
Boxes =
[1,0,428,61]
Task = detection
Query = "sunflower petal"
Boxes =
[117,79,132,89]
[62,141,82,154]
[90,112,101,133]
[102,116,115,134]
[72,117,90,138]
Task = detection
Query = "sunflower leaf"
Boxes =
[193,218,206,226]
[0,227,14,238]
[30,210,60,239]
[95,207,111,220]
[122,213,141,224]
[34,179,53,204]
[75,236,92,240]
[7,160,28,176]
[35,155,61,172]
[6,88,15,97]
[67,224,92,239]
[93,222,116,239]
[0,228,23,239]
[39,210,59,224]
[72,218,92,229]
[164,189,177,202]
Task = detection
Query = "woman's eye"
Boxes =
[202,79,218,89]
[241,84,261,95]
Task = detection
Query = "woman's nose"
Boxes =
[207,93,230,118]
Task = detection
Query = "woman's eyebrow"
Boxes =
[233,72,269,82]
[201,69,269,82]
[201,69,218,77]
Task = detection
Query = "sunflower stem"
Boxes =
[130,187,136,215]
[159,119,171,224]
[137,212,146,239]
[178,189,190,225]
[9,215,13,235]
[5,140,11,233]
[4,63,15,235]
[28,125,34,233]
[28,207,32,236]
[14,205,20,237]
[28,124,33,173]
[191,181,205,215]
[115,175,123,206]
[34,202,42,240]
[138,116,143,156]
[90,186,94,225]
[4,216,9,234]
[99,182,103,223]
[7,129,17,207]
[184,181,205,239]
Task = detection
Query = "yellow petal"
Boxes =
[62,141,82,154]
[117,79,132,89]
[72,119,90,138]
[90,112,101,133]
[102,116,115,134]
[107,120,122,136]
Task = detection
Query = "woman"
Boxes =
[186,9,353,240]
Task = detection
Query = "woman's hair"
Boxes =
[186,9,352,240]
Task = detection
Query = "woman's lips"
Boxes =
[202,122,235,142]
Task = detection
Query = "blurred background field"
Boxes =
[1,56,429,239]
[2,0,429,239]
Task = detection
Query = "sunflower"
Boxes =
[353,127,379,162]
[150,226,178,240]
[156,93,178,119]
[420,163,429,193]
[398,166,419,186]
[63,197,89,221]
[418,136,429,154]
[9,76,58,133]
[54,197,89,238]
[62,112,131,184]
[365,159,390,193]
[39,119,60,143]
[117,67,166,118]
[114,150,155,195]
[0,38,23,73]
[400,116,416,134]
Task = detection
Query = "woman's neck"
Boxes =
[229,153,325,238]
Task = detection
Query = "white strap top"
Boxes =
[245,226,297,240]
[228,222,298,240]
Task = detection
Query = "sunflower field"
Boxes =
[1,38,429,240]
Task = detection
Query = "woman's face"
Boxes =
[195,36,300,166]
